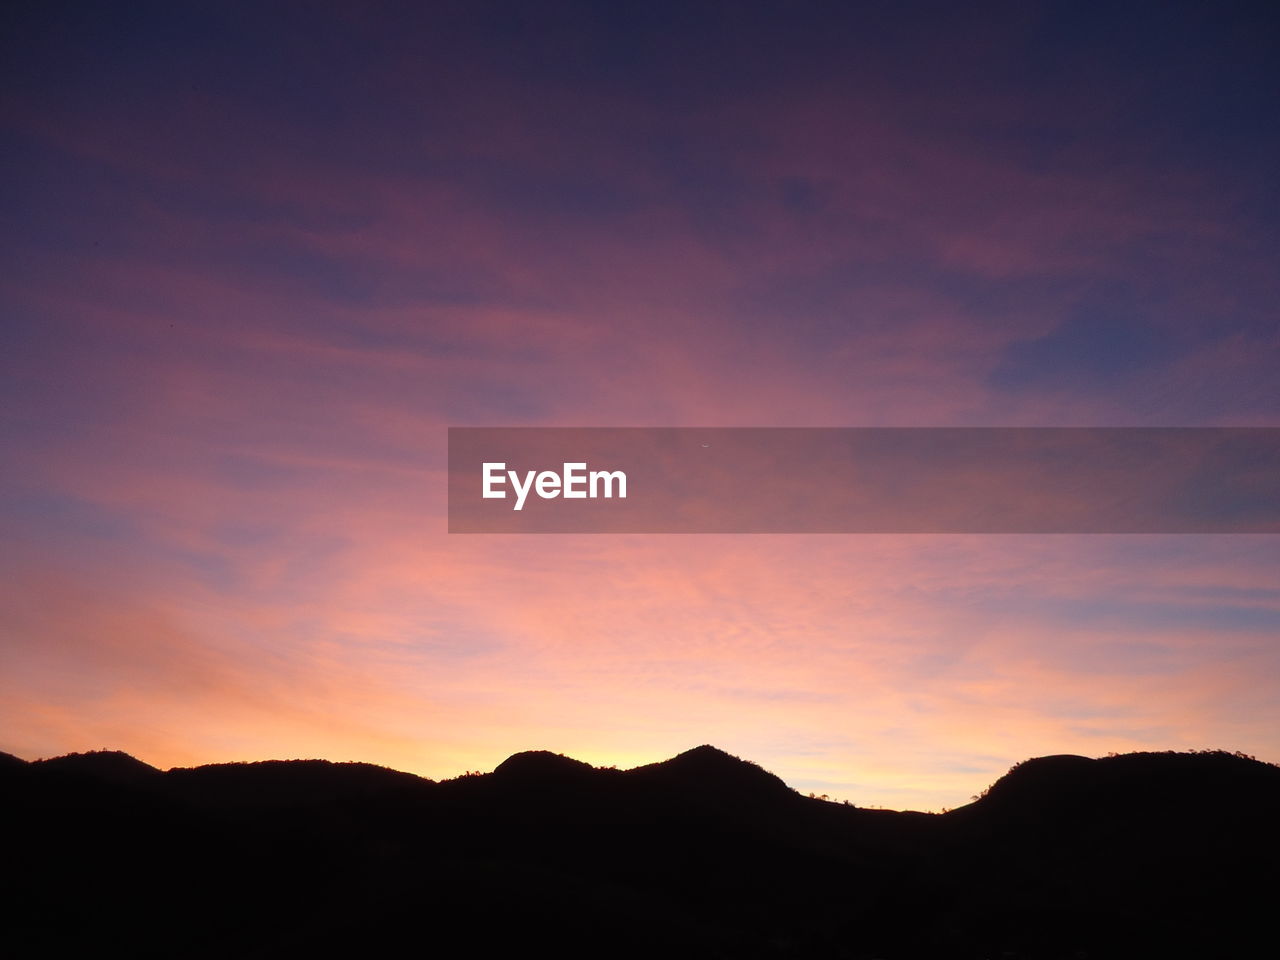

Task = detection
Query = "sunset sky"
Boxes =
[3,1,1278,810]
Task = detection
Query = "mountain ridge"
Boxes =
[4,743,1276,813]
[3,742,1276,958]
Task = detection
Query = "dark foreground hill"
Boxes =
[2,745,1276,959]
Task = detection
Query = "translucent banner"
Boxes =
[448,428,1280,533]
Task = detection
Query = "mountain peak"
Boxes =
[34,750,161,783]
[492,750,597,782]
[672,744,739,763]
[966,749,1280,819]
[666,744,778,775]
[629,745,793,802]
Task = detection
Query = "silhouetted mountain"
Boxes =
[165,758,435,808]
[628,744,793,799]
[492,749,599,785]
[2,744,1275,959]
[32,748,162,784]
[970,749,1280,812]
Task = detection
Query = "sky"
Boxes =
[2,0,1278,811]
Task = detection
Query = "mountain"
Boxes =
[626,744,794,799]
[969,749,1280,813]
[1,744,1275,959]
[164,758,436,809]
[491,749,600,785]
[31,748,162,783]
